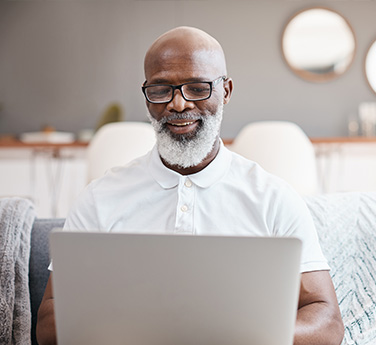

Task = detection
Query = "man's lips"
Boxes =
[166,119,200,134]
[167,120,196,126]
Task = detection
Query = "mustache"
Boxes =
[158,112,204,125]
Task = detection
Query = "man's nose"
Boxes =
[166,89,195,113]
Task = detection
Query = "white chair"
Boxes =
[229,121,319,195]
[87,122,156,182]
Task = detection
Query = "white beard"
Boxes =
[147,102,223,169]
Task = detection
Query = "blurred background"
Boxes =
[1,0,376,217]
[0,0,375,139]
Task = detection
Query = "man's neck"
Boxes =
[161,137,221,176]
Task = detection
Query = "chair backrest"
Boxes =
[229,121,318,195]
[87,122,156,182]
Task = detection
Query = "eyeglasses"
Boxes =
[142,76,226,104]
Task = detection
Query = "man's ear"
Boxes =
[223,78,233,105]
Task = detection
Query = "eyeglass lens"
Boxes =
[146,82,211,102]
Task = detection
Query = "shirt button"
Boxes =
[184,179,192,188]
[181,205,188,212]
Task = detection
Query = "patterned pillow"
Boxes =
[305,192,376,345]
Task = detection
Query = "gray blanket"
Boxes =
[0,197,35,345]
[305,192,376,345]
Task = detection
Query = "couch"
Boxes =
[30,218,64,345]
[3,192,376,344]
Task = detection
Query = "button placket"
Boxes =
[175,177,195,233]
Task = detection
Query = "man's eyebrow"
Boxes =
[148,78,170,84]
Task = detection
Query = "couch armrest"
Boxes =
[29,218,65,345]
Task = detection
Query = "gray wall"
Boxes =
[1,0,376,139]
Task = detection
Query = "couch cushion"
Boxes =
[305,192,376,345]
[29,218,65,345]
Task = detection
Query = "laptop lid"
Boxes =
[50,231,302,345]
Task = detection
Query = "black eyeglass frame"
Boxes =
[141,76,227,104]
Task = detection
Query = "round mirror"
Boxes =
[365,39,376,95]
[282,7,356,82]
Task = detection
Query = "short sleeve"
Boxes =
[63,183,101,232]
[270,183,330,273]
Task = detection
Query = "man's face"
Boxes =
[145,49,226,168]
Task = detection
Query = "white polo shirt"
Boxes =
[64,141,329,273]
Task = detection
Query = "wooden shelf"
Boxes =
[224,137,376,146]
[0,140,88,149]
[1,137,376,149]
[309,137,376,144]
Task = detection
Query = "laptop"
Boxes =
[49,231,302,345]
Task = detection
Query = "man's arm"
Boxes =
[36,274,57,345]
[294,270,344,345]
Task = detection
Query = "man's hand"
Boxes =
[294,270,344,345]
[36,274,57,345]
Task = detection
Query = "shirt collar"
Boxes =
[148,140,232,189]
[148,146,180,189]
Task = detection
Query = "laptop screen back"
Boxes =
[50,232,302,345]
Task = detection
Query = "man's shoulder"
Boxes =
[227,149,282,181]
[225,147,297,198]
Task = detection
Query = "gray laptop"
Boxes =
[49,231,302,345]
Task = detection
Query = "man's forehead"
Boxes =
[150,48,221,68]
[145,49,223,83]
[147,40,220,65]
[145,46,226,81]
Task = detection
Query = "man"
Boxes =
[37,26,344,345]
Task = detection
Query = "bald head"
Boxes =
[144,26,227,81]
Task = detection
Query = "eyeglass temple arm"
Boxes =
[213,75,227,87]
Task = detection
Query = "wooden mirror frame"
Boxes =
[282,7,356,83]
[365,38,376,95]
